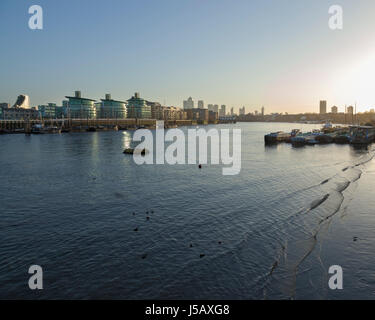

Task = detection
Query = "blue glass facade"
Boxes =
[65,92,96,119]
[127,93,151,119]
[97,95,127,119]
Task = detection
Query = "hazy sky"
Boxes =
[1,0,375,113]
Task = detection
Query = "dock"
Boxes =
[265,125,375,146]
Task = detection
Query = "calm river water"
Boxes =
[0,122,374,299]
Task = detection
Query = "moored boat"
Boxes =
[265,131,291,144]
[349,126,375,145]
[123,148,148,155]
[315,133,334,144]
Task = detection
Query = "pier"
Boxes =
[265,125,375,146]
[0,119,205,133]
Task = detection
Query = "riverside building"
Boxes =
[127,92,151,119]
[65,91,97,119]
[97,94,127,119]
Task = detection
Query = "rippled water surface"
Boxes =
[1,122,375,299]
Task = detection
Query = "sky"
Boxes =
[1,0,375,114]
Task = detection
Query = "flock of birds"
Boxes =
[131,207,223,260]
[128,163,217,260]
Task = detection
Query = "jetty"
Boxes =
[265,125,375,146]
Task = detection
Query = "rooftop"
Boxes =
[65,96,96,102]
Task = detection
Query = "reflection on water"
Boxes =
[122,131,132,149]
[0,123,374,300]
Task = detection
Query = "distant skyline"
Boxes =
[2,0,375,113]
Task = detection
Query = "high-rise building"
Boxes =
[197,100,204,109]
[183,97,194,110]
[347,106,354,115]
[230,107,234,116]
[320,100,327,114]
[331,106,338,114]
[219,105,226,117]
[239,106,246,115]
[261,106,265,116]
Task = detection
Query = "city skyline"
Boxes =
[2,0,375,113]
[4,90,375,116]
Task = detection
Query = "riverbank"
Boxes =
[0,118,235,134]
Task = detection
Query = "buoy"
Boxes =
[146,217,150,221]
[134,228,139,232]
[199,164,202,169]
[141,254,147,259]
[190,244,193,248]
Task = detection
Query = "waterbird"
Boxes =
[146,217,150,221]
[200,254,205,258]
[134,228,139,232]
[141,254,147,259]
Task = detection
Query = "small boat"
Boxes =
[31,124,61,134]
[334,134,350,144]
[285,129,301,143]
[45,126,62,134]
[306,136,319,145]
[123,148,148,155]
[322,121,333,133]
[291,132,318,146]
[315,133,334,144]
[265,131,291,144]
[31,124,45,134]
[291,135,307,146]
[349,126,375,145]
